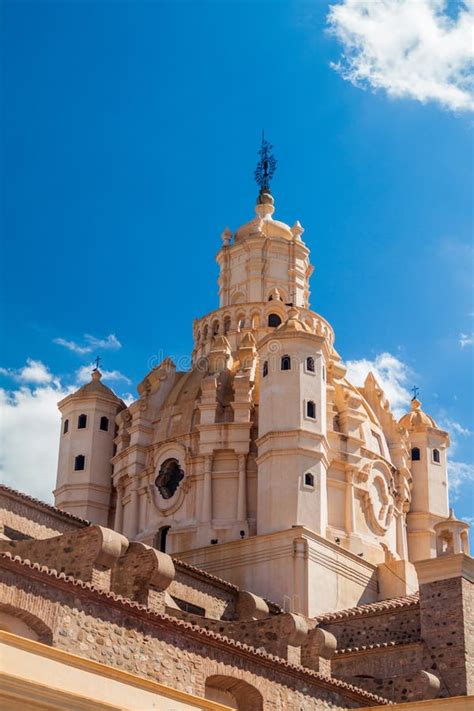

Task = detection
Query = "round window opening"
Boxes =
[155,458,185,500]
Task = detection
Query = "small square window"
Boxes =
[304,472,314,487]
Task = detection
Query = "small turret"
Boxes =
[54,368,125,525]
[399,397,450,561]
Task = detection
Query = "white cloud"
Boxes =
[327,0,474,112]
[0,358,55,385]
[0,382,73,502]
[53,333,122,355]
[53,338,91,355]
[345,351,412,418]
[448,460,474,500]
[75,364,132,386]
[460,332,474,347]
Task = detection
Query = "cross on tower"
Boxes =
[411,385,419,400]
[94,356,101,371]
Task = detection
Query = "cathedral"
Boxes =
[0,140,472,710]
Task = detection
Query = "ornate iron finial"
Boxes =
[93,355,101,371]
[254,131,277,192]
[411,385,419,400]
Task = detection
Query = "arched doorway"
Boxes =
[205,675,263,711]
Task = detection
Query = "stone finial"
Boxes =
[268,287,282,301]
[221,227,232,246]
[291,221,304,239]
[91,368,102,383]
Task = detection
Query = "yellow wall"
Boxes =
[0,631,232,711]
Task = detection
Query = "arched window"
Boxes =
[281,355,291,371]
[433,448,440,464]
[306,400,316,419]
[74,455,85,471]
[223,316,231,334]
[154,526,170,553]
[304,472,314,487]
[262,360,268,377]
[203,324,209,340]
[77,414,87,429]
[63,419,69,434]
[100,416,109,432]
[212,320,219,336]
[268,313,282,327]
[306,357,315,372]
[411,447,421,461]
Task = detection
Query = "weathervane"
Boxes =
[411,386,419,400]
[254,131,277,192]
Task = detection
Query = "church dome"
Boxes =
[234,191,294,242]
[399,398,437,429]
[68,369,124,406]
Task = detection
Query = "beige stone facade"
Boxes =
[53,185,470,615]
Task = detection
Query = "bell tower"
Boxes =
[54,368,125,525]
[256,309,330,536]
[399,396,450,561]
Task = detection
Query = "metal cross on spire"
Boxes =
[93,355,101,371]
[411,385,419,400]
[254,131,277,192]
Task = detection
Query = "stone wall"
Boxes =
[320,606,421,650]
[0,558,385,710]
[419,575,473,698]
[170,562,238,620]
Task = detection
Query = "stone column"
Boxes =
[344,468,355,534]
[395,502,409,559]
[237,454,247,521]
[201,455,213,523]
[129,482,140,538]
[114,485,124,533]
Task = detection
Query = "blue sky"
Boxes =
[1,1,473,524]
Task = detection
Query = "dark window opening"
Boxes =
[411,447,421,461]
[155,525,170,553]
[171,597,206,616]
[100,416,109,432]
[63,419,69,434]
[74,454,85,471]
[307,401,316,419]
[155,458,185,500]
[306,357,315,372]
[433,448,440,463]
[322,365,326,380]
[78,414,87,429]
[263,360,268,377]
[281,355,291,371]
[268,313,282,328]
[3,526,32,541]
[304,472,314,487]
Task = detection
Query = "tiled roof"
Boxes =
[0,552,388,706]
[316,593,420,624]
[0,484,90,525]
